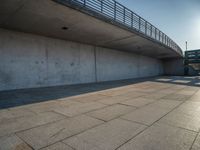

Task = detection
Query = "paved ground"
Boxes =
[0,76,200,150]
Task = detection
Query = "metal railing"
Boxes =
[56,0,183,55]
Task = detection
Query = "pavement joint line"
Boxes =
[85,105,138,122]
[189,132,199,150]
[120,118,149,127]
[115,98,188,150]
[15,133,34,150]
[16,115,106,150]
[14,116,68,137]
[61,142,76,150]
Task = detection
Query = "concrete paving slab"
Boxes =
[189,91,200,102]
[98,96,131,105]
[158,107,200,132]
[53,102,106,117]
[120,97,156,108]
[121,100,181,125]
[162,93,191,101]
[98,92,145,105]
[40,142,74,150]
[142,92,169,100]
[0,111,65,137]
[117,123,196,150]
[86,104,136,121]
[67,94,110,103]
[17,115,103,149]
[191,133,200,150]
[26,101,63,113]
[0,106,36,122]
[0,134,32,150]
[63,119,146,150]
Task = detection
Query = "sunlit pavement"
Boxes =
[0,76,200,150]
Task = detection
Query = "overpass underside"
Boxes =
[0,0,183,91]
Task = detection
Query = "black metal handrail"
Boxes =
[56,0,183,55]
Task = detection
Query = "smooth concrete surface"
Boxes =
[0,76,200,150]
[0,28,163,91]
[0,0,182,58]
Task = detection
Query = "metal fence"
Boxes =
[57,0,182,55]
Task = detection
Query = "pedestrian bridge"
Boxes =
[0,0,183,59]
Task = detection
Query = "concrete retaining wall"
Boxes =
[0,28,163,91]
[163,58,185,76]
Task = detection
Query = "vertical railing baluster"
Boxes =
[123,7,125,23]
[101,0,103,13]
[139,17,141,31]
[114,2,116,20]
[155,28,157,40]
[131,12,133,28]
[159,31,161,41]
[145,21,147,35]
[83,0,86,6]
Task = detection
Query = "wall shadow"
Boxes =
[1,76,199,109]
[0,77,154,109]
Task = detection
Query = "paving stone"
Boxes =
[120,97,156,108]
[142,92,169,100]
[158,106,200,132]
[98,96,132,105]
[17,115,103,149]
[99,89,131,96]
[0,108,35,122]
[26,101,63,113]
[67,94,110,103]
[63,119,146,150]
[0,111,65,137]
[189,91,200,102]
[98,92,145,105]
[121,100,181,125]
[41,142,73,150]
[191,133,200,150]
[53,102,106,117]
[0,134,32,150]
[117,123,196,150]
[162,93,191,101]
[175,88,197,96]
[86,104,136,121]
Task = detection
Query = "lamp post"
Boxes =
[186,41,188,51]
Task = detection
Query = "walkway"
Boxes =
[0,76,200,150]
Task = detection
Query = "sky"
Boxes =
[117,0,200,51]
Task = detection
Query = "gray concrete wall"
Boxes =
[163,58,185,76]
[0,28,163,91]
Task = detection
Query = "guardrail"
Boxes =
[55,0,183,55]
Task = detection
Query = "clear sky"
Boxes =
[117,0,200,51]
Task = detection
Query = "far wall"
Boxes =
[0,28,163,91]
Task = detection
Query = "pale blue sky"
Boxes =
[117,0,200,51]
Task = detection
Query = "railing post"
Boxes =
[100,0,103,13]
[145,21,147,34]
[83,0,86,6]
[131,12,133,28]
[123,7,125,23]
[150,25,152,37]
[154,28,156,40]
[139,17,141,31]
[159,31,161,41]
[114,2,116,20]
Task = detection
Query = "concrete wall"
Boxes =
[163,58,185,76]
[0,28,163,91]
